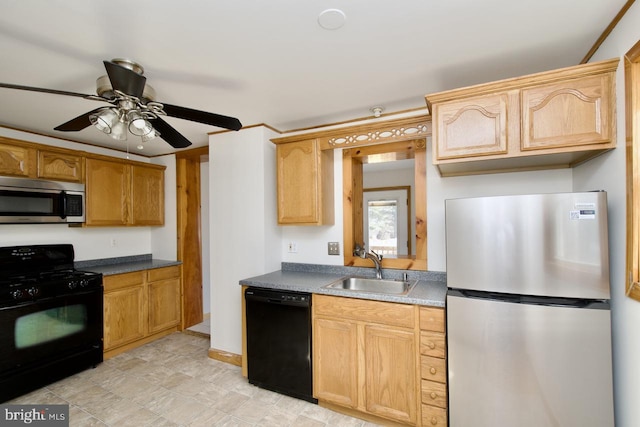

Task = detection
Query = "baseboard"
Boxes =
[208,347,242,367]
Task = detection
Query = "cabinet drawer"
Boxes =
[419,306,445,332]
[421,355,447,383]
[314,294,415,329]
[147,265,180,282]
[421,380,447,409]
[422,404,448,427]
[420,331,446,358]
[104,271,145,292]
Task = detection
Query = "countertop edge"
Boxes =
[77,259,182,276]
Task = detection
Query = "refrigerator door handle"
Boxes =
[448,288,610,309]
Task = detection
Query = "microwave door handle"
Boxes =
[59,191,67,219]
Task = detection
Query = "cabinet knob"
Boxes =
[428,342,436,349]
[430,416,438,425]
[430,367,437,374]
[430,392,437,400]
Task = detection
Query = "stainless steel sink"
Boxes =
[324,276,417,295]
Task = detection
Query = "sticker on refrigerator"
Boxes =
[570,203,596,220]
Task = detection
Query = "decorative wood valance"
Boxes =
[271,115,432,151]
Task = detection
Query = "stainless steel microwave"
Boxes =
[0,177,85,224]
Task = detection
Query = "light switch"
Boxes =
[328,242,340,255]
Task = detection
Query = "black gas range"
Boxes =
[0,244,103,402]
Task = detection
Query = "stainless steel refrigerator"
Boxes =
[445,192,614,427]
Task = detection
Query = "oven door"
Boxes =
[0,288,103,375]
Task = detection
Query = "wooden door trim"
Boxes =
[176,146,207,328]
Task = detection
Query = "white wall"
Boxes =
[150,154,178,261]
[573,3,640,425]
[209,126,282,354]
[0,127,176,262]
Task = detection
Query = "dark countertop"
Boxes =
[240,263,447,307]
[75,254,181,276]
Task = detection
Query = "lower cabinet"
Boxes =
[313,295,418,425]
[103,265,181,358]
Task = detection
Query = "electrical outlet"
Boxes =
[110,238,117,247]
[287,242,298,253]
[328,242,340,255]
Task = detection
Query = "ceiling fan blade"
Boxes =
[161,103,242,131]
[150,117,193,148]
[54,108,105,132]
[103,60,146,99]
[0,82,101,100]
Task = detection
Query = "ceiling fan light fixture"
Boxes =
[127,111,154,136]
[108,117,128,141]
[89,108,120,134]
[141,128,160,142]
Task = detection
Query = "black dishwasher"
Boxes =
[245,287,316,403]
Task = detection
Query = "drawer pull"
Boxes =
[430,416,438,425]
[430,392,438,400]
[430,367,437,374]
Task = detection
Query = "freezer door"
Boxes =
[445,192,610,299]
[447,293,614,427]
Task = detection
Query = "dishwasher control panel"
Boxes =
[245,287,311,307]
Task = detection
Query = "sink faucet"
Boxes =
[354,244,383,279]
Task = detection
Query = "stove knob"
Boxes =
[11,290,23,299]
[68,281,78,289]
[27,287,39,297]
[80,279,89,288]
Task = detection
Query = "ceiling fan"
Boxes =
[0,58,242,149]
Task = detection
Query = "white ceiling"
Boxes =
[0,0,629,156]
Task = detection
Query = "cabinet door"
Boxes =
[85,158,130,225]
[0,142,36,177]
[148,277,180,334]
[131,165,164,225]
[277,139,321,224]
[313,317,358,407]
[521,73,614,150]
[104,286,146,350]
[37,150,83,182]
[433,93,509,160]
[364,324,417,425]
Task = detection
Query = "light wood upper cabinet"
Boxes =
[274,138,334,225]
[85,157,130,226]
[426,58,619,176]
[521,73,614,150]
[0,139,36,178]
[85,156,165,226]
[313,295,418,425]
[37,149,83,182]
[131,164,164,226]
[0,137,83,181]
[434,93,510,160]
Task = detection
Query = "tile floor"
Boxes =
[8,332,379,426]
